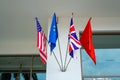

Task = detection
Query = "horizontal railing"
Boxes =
[83,75,120,80]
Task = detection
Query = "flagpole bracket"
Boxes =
[61,68,66,72]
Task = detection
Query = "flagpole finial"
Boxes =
[72,12,74,16]
[89,17,92,20]
[35,17,38,20]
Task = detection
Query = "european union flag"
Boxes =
[49,13,58,52]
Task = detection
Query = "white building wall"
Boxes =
[46,17,82,80]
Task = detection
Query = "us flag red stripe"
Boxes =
[36,17,47,64]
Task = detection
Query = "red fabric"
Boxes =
[80,18,96,64]
[36,17,47,64]
[37,31,47,64]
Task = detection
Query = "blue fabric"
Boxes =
[49,13,58,52]
[35,17,42,32]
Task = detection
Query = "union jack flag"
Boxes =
[68,17,81,57]
[35,17,47,64]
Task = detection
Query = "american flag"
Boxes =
[68,17,81,57]
[35,17,47,64]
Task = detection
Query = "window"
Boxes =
[82,49,120,76]
[0,55,46,80]
[82,49,120,80]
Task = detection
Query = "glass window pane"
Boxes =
[36,73,46,80]
[82,49,120,76]
[84,78,120,80]
[0,73,46,80]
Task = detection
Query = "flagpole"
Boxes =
[65,47,82,71]
[52,50,62,71]
[57,16,64,71]
[47,40,62,71]
[65,57,72,70]
[63,41,69,71]
[58,37,64,71]
[64,12,74,71]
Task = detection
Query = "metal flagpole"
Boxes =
[58,37,64,71]
[47,39,62,71]
[65,57,72,70]
[65,47,82,71]
[64,12,74,71]
[56,16,64,71]
[63,41,69,71]
[52,51,62,71]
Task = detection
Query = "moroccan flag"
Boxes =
[49,13,58,52]
[35,17,47,64]
[68,17,81,57]
[80,18,96,64]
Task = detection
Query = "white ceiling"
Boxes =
[0,0,120,39]
[0,0,120,54]
[0,0,120,53]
